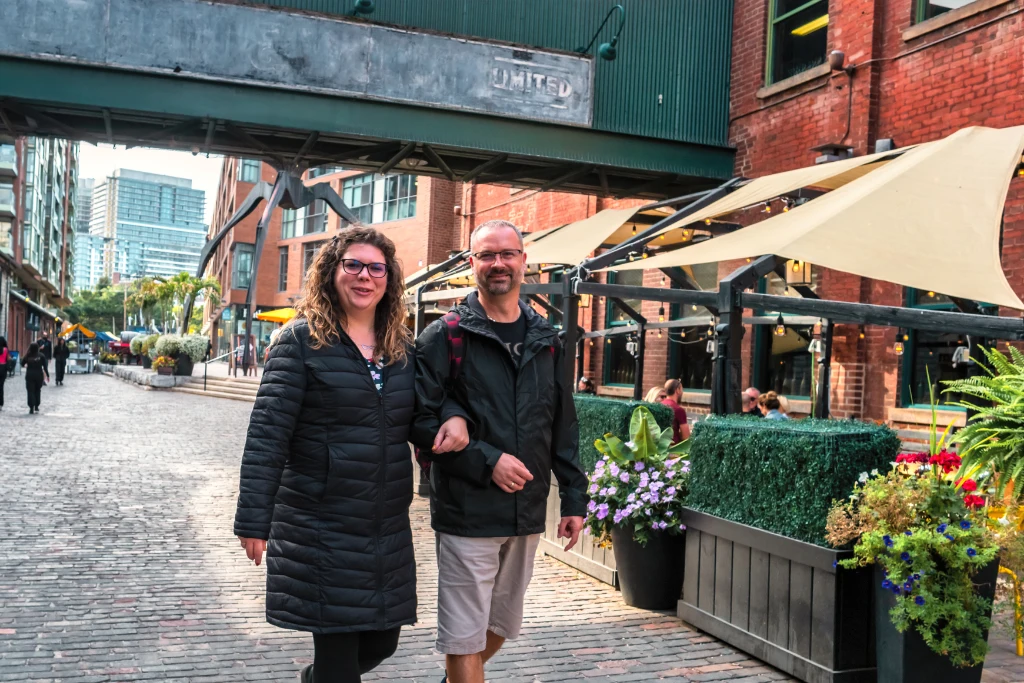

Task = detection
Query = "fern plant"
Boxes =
[944,345,1024,500]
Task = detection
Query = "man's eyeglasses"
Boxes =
[340,259,388,278]
[472,249,523,264]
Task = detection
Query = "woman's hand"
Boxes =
[433,416,470,454]
[238,536,267,566]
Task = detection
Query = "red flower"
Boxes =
[896,453,929,465]
[928,450,962,474]
[959,479,978,493]
[963,494,985,509]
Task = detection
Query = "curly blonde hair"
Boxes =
[293,226,412,365]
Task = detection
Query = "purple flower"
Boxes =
[657,521,668,530]
[645,508,652,516]
[665,486,677,497]
[599,488,608,497]
[627,493,636,503]
[904,531,913,536]
[589,484,599,494]
[961,520,972,530]
[634,462,646,472]
[681,466,690,473]
[596,504,609,520]
[881,579,893,590]
[903,581,913,592]
[937,523,947,533]
[619,472,630,483]
[945,534,955,542]
[587,501,597,513]
[650,493,661,504]
[967,547,977,558]
[607,486,617,496]
[609,463,620,477]
[665,511,673,517]
[652,471,661,480]
[900,552,912,563]
[641,493,651,502]
[891,585,901,595]
[883,535,894,548]
[915,596,925,606]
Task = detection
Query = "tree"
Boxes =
[63,280,127,334]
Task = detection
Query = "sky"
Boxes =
[78,143,224,225]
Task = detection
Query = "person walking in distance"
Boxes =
[413,219,589,683]
[37,331,53,371]
[0,336,9,410]
[53,337,70,386]
[234,227,469,683]
[21,343,49,414]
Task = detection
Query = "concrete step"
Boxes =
[190,374,262,387]
[170,385,256,403]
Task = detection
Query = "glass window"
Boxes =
[342,173,417,225]
[605,270,644,326]
[232,243,255,289]
[304,199,326,234]
[309,165,344,178]
[915,0,977,22]
[767,0,829,85]
[278,247,288,291]
[282,208,297,239]
[0,220,12,257]
[0,182,13,207]
[302,240,325,283]
[761,324,815,398]
[603,335,637,387]
[238,159,261,184]
[671,328,714,391]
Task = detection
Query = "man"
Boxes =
[660,379,690,443]
[413,219,588,683]
[37,332,53,370]
[743,387,763,417]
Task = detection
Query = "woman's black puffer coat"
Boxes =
[233,319,416,633]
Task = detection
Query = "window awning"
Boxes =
[10,289,58,320]
[607,125,1024,310]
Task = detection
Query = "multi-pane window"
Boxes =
[302,241,325,283]
[232,243,255,289]
[766,0,829,85]
[278,247,289,292]
[308,165,345,178]
[915,0,977,22]
[602,270,644,386]
[901,289,994,407]
[668,262,719,392]
[0,182,13,208]
[281,200,326,239]
[342,173,417,225]
[238,159,261,184]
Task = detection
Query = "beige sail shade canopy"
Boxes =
[608,126,1024,310]
[523,206,676,266]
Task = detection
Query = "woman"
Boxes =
[644,386,668,403]
[53,337,70,386]
[234,227,467,683]
[758,391,790,420]
[21,342,49,414]
[0,336,8,410]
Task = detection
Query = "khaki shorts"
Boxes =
[434,532,541,655]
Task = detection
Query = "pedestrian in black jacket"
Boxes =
[412,219,589,683]
[21,343,48,414]
[233,227,468,683]
[53,338,70,385]
[37,332,53,370]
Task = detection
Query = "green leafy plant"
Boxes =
[153,334,181,358]
[584,405,690,546]
[687,416,901,545]
[574,395,674,472]
[151,355,176,370]
[129,335,144,355]
[99,351,120,364]
[945,345,1024,500]
[144,333,161,359]
[179,334,209,363]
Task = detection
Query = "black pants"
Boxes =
[26,378,43,409]
[312,627,401,683]
[0,372,5,406]
[56,360,66,384]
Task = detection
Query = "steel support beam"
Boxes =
[561,275,580,394]
[815,319,833,419]
[242,172,288,372]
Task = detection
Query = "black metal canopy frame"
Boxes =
[409,175,1024,418]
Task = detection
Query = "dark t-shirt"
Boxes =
[489,313,527,366]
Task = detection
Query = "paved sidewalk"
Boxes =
[0,374,1019,682]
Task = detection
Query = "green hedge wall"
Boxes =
[574,395,674,473]
[687,416,901,545]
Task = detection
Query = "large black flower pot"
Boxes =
[874,559,998,683]
[174,355,195,377]
[141,355,152,369]
[610,526,685,610]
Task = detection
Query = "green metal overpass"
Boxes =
[0,0,734,198]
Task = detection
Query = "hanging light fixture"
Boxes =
[658,306,665,322]
[631,224,637,235]
[657,329,662,338]
[774,314,786,337]
[894,329,905,355]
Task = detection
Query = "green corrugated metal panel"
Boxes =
[250,0,733,148]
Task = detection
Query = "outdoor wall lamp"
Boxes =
[578,4,626,61]
[352,0,374,16]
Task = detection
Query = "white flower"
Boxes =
[858,472,869,484]
[870,469,879,477]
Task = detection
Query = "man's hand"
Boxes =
[557,516,585,552]
[491,453,534,493]
[238,537,267,566]
[433,416,470,454]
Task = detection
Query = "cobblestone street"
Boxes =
[0,374,1019,682]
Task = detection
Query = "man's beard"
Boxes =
[480,267,520,295]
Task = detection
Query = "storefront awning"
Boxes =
[10,289,59,320]
[607,126,1024,310]
[255,307,297,324]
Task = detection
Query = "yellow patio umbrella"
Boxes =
[256,307,297,323]
[60,323,96,339]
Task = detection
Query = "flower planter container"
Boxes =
[680,509,876,683]
[873,560,998,683]
[141,355,151,369]
[174,355,194,377]
[540,482,617,585]
[610,526,685,610]
[156,366,173,376]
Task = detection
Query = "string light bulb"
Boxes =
[793,261,802,272]
[691,304,697,311]
[704,218,711,226]
[589,340,594,347]
[859,331,865,339]
[894,340,905,355]
[657,329,662,338]
[631,225,637,235]
[658,306,666,322]
[642,253,648,259]
[774,315,786,337]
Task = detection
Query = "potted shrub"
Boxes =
[826,447,1000,681]
[176,334,208,377]
[129,335,144,364]
[142,334,160,368]
[584,405,689,609]
[152,355,176,376]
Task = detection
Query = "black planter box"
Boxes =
[874,561,998,683]
[611,526,685,610]
[680,509,876,683]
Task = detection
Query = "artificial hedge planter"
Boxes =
[573,395,673,472]
[687,416,901,545]
[680,417,901,683]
